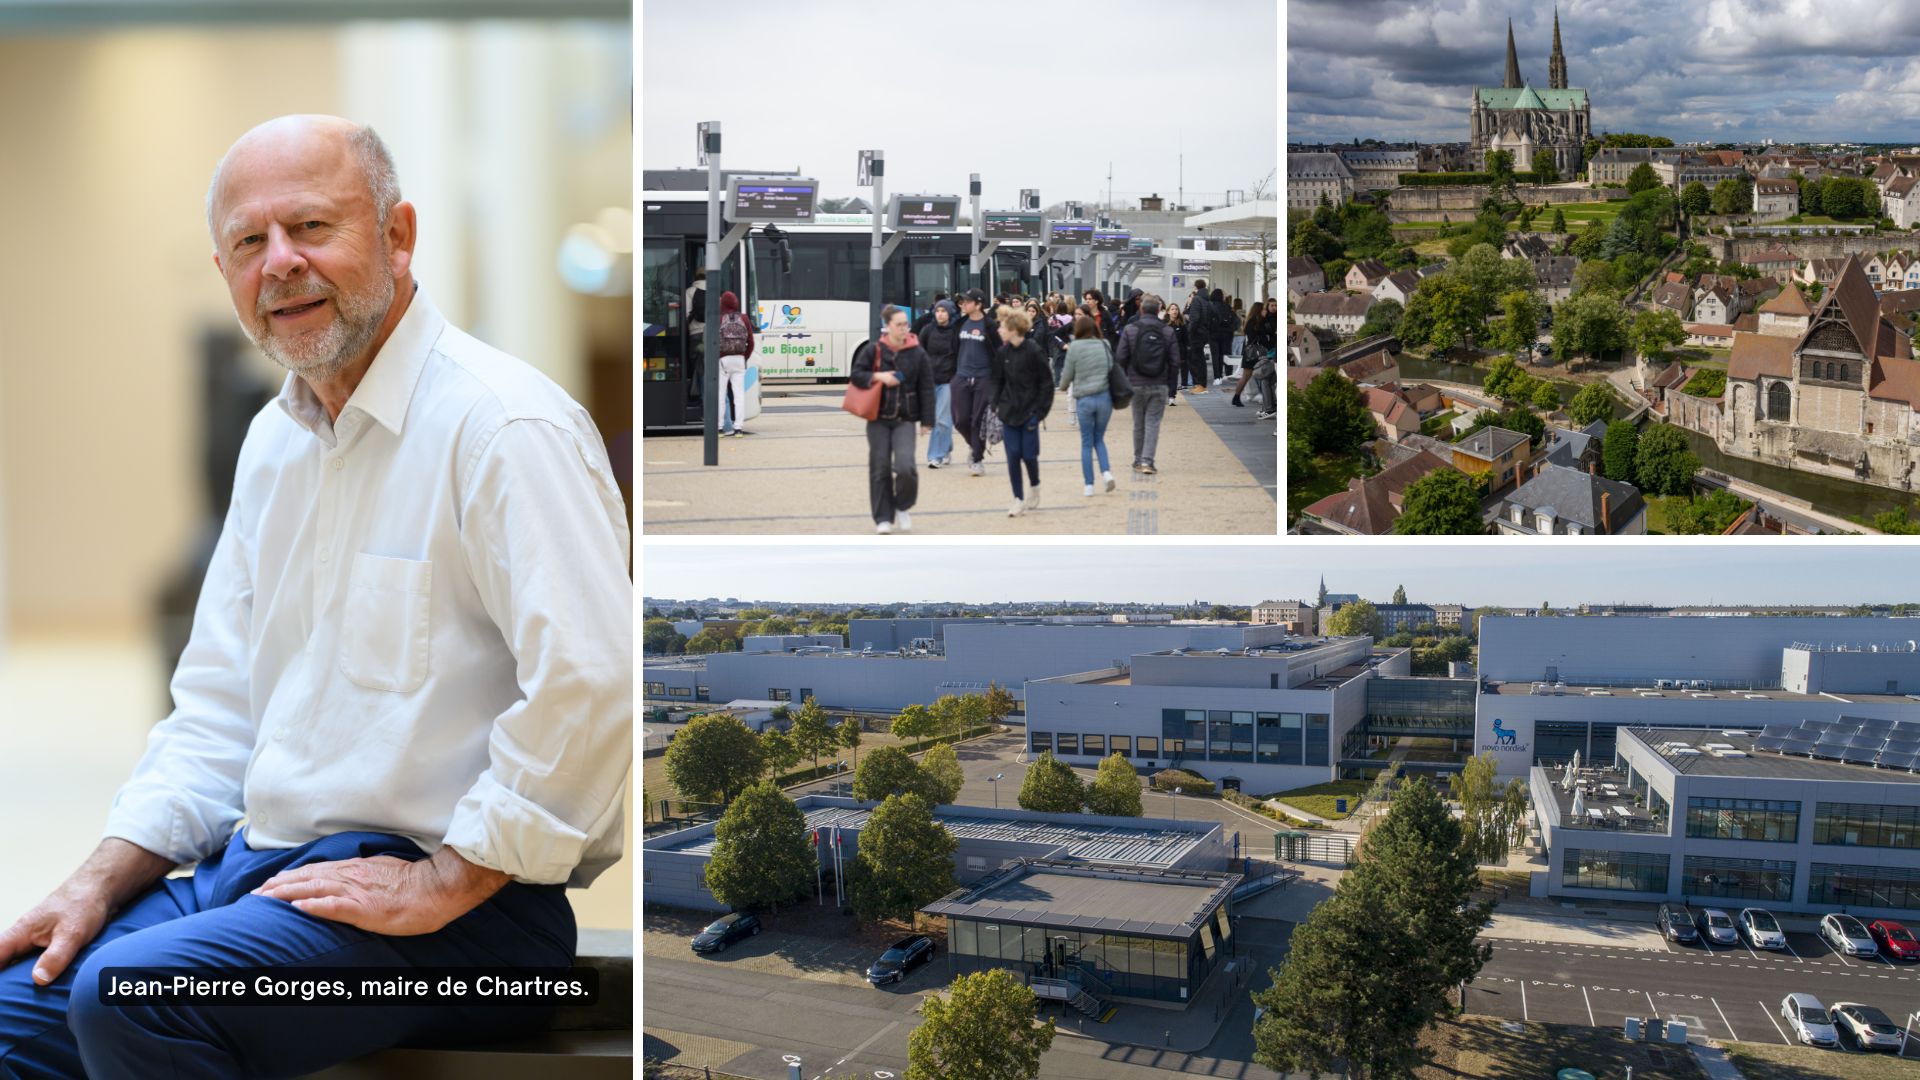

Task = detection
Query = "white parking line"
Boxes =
[1761,1001,1793,1045]
[1783,939,1805,963]
[1520,979,1529,1020]
[1699,935,1715,956]
[1646,990,1658,1015]
[1740,938,1759,961]
[1583,985,1596,1027]
[1713,997,1739,1041]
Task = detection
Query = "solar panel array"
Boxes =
[1753,717,1920,771]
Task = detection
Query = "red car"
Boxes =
[1869,920,1920,961]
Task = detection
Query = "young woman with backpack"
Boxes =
[988,306,1054,516]
[1055,312,1118,497]
[715,290,755,436]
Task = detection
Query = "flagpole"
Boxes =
[814,829,824,905]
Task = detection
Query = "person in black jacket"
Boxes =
[910,292,947,339]
[1117,296,1181,474]
[989,306,1054,516]
[919,298,961,468]
[950,288,1003,476]
[850,305,935,534]
[1209,287,1235,385]
[1184,280,1214,393]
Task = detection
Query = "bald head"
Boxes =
[206,115,401,244]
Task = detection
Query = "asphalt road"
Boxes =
[1466,926,1920,1052]
[644,952,1290,1079]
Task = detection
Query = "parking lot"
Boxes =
[1467,919,1920,1053]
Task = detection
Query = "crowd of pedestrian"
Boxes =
[847,279,1275,534]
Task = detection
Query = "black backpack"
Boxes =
[1132,322,1170,379]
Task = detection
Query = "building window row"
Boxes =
[1685,797,1800,843]
[1814,802,1920,850]
[767,688,792,702]
[1033,732,1159,760]
[1160,710,1328,766]
[645,681,667,696]
[1808,863,1920,909]
[1563,848,1668,893]
[1681,855,1795,902]
[668,687,693,698]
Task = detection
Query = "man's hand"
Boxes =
[0,838,174,986]
[251,846,510,936]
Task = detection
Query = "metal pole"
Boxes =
[702,121,723,467]
[869,151,885,343]
[969,173,983,294]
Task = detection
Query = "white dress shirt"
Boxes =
[104,287,632,887]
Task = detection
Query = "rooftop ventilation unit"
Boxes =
[1213,648,1232,656]
[1671,747,1702,756]
[1587,689,1613,697]
[1656,679,1677,689]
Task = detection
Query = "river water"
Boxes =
[1394,354,1912,521]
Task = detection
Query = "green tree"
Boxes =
[1485,149,1515,192]
[643,618,687,656]
[1327,599,1384,638]
[892,703,937,740]
[853,744,930,802]
[1482,354,1526,401]
[839,716,864,770]
[1393,469,1487,535]
[1551,290,1630,365]
[1448,753,1530,865]
[1871,507,1920,535]
[756,615,797,635]
[664,713,767,807]
[1680,180,1711,217]
[906,968,1056,1080]
[1568,381,1615,426]
[1551,207,1566,232]
[1355,297,1404,340]
[1490,290,1544,357]
[1625,162,1659,194]
[1602,420,1640,484]
[684,626,741,654]
[1392,584,1408,604]
[1498,406,1545,445]
[760,728,803,781]
[1530,149,1559,185]
[1667,490,1750,534]
[919,743,966,805]
[1017,751,1086,813]
[1468,606,1503,638]
[1530,381,1562,411]
[1710,176,1748,215]
[982,684,1018,723]
[1298,368,1377,456]
[703,782,816,912]
[1084,753,1144,817]
[790,696,838,772]
[847,793,958,924]
[1634,423,1700,496]
[1628,307,1687,363]
[1416,273,1486,353]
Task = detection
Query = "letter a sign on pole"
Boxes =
[857,150,875,187]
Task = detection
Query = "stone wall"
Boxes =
[1666,390,1722,440]
[1385,184,1613,221]
[1706,233,1898,263]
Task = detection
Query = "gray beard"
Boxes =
[243,270,396,382]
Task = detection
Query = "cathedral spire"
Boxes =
[1549,6,1568,90]
[1504,18,1522,88]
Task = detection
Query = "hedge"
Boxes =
[771,723,998,789]
[1151,769,1215,795]
[1397,172,1542,187]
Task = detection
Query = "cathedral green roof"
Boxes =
[1477,86,1587,110]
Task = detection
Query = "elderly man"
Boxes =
[0,115,631,1078]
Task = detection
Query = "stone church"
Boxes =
[1723,256,1920,489]
[1469,10,1591,179]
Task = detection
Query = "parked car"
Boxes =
[866,935,935,986]
[1821,913,1878,958]
[690,912,762,954]
[1738,908,1787,950]
[1780,993,1838,1047]
[1868,920,1920,961]
[1657,901,1699,944]
[1695,908,1739,946]
[1830,1001,1903,1052]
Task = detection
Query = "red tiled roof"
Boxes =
[1758,285,1811,316]
[1300,452,1453,534]
[1728,331,1795,380]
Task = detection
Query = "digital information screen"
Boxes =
[1092,231,1130,252]
[887,194,960,228]
[982,211,1044,240]
[1046,221,1092,247]
[725,177,818,222]
[1182,234,1263,252]
[1128,239,1156,256]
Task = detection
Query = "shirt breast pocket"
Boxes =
[339,553,432,693]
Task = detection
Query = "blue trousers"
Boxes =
[1074,392,1113,485]
[1002,419,1041,499]
[0,829,574,1080]
[927,382,953,465]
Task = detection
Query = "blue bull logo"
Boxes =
[1492,719,1516,745]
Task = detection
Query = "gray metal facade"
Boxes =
[1479,615,1920,687]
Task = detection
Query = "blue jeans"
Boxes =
[927,383,954,465]
[0,829,574,1079]
[1075,392,1113,485]
[1002,419,1041,499]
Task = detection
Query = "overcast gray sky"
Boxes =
[642,546,1916,608]
[1289,0,1920,145]
[643,0,1277,212]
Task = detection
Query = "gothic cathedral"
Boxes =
[1469,9,1591,179]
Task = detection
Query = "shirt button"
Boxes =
[318,545,331,563]
[273,727,287,742]
[255,812,268,826]
[331,457,345,471]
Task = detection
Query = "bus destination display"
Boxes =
[888,194,960,228]
[1092,231,1130,252]
[726,177,818,222]
[982,211,1044,240]
[1046,221,1092,246]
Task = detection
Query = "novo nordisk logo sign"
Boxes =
[1481,718,1529,754]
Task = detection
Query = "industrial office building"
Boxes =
[642,619,1297,712]
[1531,722,1920,918]
[642,795,1228,914]
[1474,616,1920,782]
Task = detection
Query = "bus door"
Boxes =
[907,255,954,324]
[640,238,755,431]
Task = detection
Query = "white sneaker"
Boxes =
[893,510,912,532]
[876,521,893,535]
[1024,488,1041,511]
[1084,483,1096,497]
[1007,499,1024,517]
[1103,471,1116,493]
[969,462,984,477]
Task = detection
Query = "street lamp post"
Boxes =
[989,772,1004,809]
[1171,786,1182,822]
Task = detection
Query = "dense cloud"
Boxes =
[1289,0,1920,144]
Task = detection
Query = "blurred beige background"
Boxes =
[0,11,633,933]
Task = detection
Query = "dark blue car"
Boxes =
[691,912,761,954]
[866,935,935,985]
